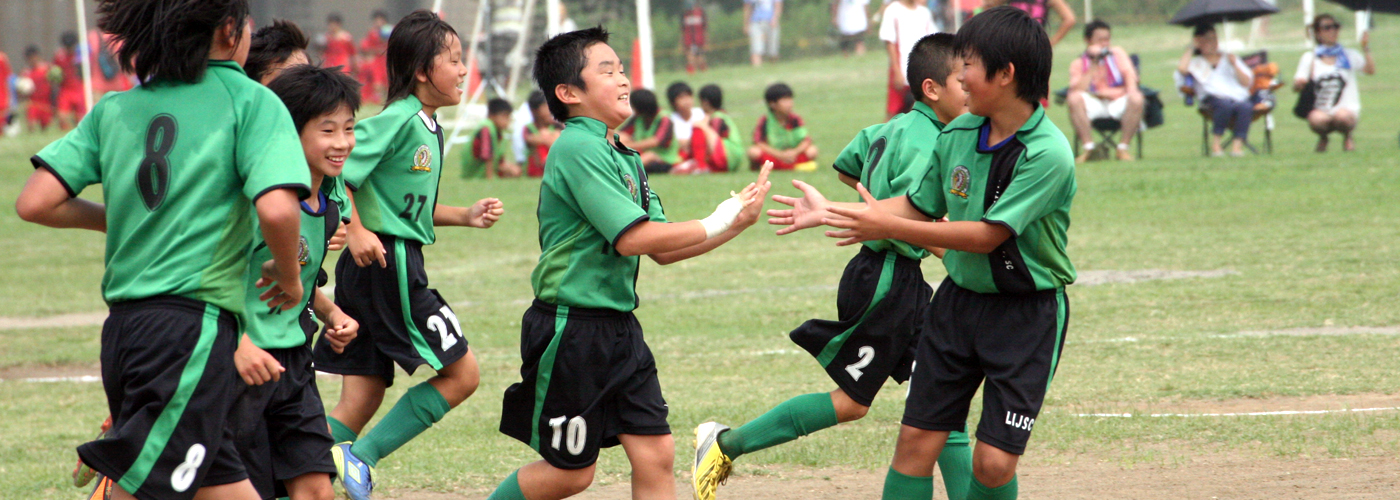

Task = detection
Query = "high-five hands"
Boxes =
[767,179,832,235]
[823,183,897,246]
[701,161,773,238]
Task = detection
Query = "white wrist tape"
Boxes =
[699,193,745,239]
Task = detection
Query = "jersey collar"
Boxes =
[565,116,609,137]
[208,59,245,75]
[911,101,946,130]
[976,104,1046,152]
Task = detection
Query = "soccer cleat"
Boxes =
[85,475,113,500]
[692,422,733,500]
[73,416,113,488]
[331,442,375,500]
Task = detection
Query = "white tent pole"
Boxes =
[75,0,93,112]
[1084,0,1092,24]
[506,0,538,98]
[1303,0,1315,47]
[637,0,654,89]
[432,0,444,14]
[547,0,562,36]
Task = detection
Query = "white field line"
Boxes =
[1072,326,1400,345]
[1075,407,1400,418]
[18,375,102,383]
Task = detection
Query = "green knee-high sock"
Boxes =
[881,467,934,500]
[938,431,974,500]
[328,416,359,444]
[716,392,839,459]
[349,382,451,467]
[485,469,526,500]
[965,475,1017,500]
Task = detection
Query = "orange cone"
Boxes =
[466,56,482,95]
[631,39,644,89]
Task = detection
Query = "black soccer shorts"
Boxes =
[903,278,1069,455]
[789,247,931,407]
[314,233,469,386]
[233,342,336,499]
[499,300,670,470]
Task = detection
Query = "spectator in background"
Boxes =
[521,90,560,177]
[53,31,86,130]
[489,0,525,82]
[985,0,1076,46]
[745,0,783,67]
[318,13,356,74]
[0,49,11,135]
[881,0,936,118]
[749,82,818,171]
[89,30,133,98]
[23,46,53,132]
[694,84,744,173]
[620,88,684,173]
[682,0,709,73]
[359,10,391,104]
[557,2,578,33]
[666,81,707,158]
[833,0,871,56]
[1177,24,1253,157]
[463,98,521,179]
[1066,20,1143,162]
[1294,14,1375,152]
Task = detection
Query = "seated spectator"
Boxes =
[693,84,745,173]
[666,81,707,157]
[1294,14,1375,152]
[619,89,684,173]
[1176,24,1253,157]
[748,82,818,171]
[1066,19,1143,162]
[462,98,521,178]
[521,91,560,177]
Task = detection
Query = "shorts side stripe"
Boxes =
[529,306,569,451]
[1046,288,1068,392]
[816,251,897,367]
[396,238,443,370]
[118,304,221,494]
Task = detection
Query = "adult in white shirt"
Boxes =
[833,0,872,56]
[1293,14,1375,152]
[880,0,936,118]
[1176,24,1253,157]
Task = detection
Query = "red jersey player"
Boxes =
[54,31,87,129]
[23,46,54,131]
[321,13,356,74]
[358,10,390,104]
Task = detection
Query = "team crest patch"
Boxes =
[411,144,433,172]
[950,166,970,199]
[623,173,638,199]
[297,236,310,266]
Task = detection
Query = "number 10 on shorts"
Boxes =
[548,416,587,455]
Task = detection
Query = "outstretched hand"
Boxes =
[732,161,774,230]
[823,183,898,246]
[767,179,832,235]
[466,198,505,228]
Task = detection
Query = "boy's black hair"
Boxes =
[763,82,793,104]
[327,13,343,25]
[955,5,1051,105]
[527,90,547,110]
[385,9,460,105]
[665,81,693,109]
[61,31,79,49]
[907,33,958,102]
[266,64,361,132]
[1192,24,1215,37]
[246,20,309,83]
[97,0,250,84]
[1083,19,1110,40]
[24,45,40,60]
[533,26,610,121]
[698,84,723,109]
[630,88,659,119]
[487,97,513,116]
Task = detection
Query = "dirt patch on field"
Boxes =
[0,363,99,381]
[1074,269,1236,286]
[382,454,1400,499]
[0,312,106,330]
[1070,392,1400,417]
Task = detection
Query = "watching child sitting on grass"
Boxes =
[618,88,686,173]
[522,90,561,177]
[748,82,819,171]
[690,83,744,173]
[462,97,521,178]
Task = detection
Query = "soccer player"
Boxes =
[521,90,561,178]
[245,20,311,85]
[695,84,743,173]
[229,64,365,500]
[747,82,819,171]
[484,27,771,500]
[462,97,521,179]
[357,10,391,105]
[23,45,54,132]
[16,1,312,498]
[879,0,936,119]
[693,33,973,500]
[54,31,87,130]
[319,13,356,75]
[618,88,681,173]
[311,11,504,500]
[769,8,1075,500]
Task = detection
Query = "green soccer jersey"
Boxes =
[907,106,1077,294]
[461,120,505,179]
[325,175,353,223]
[343,95,444,244]
[532,116,668,312]
[620,115,681,164]
[860,102,946,260]
[709,110,744,172]
[242,190,338,349]
[832,122,887,179]
[32,60,310,314]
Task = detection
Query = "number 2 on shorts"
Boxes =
[426,306,462,351]
[548,415,587,455]
[845,346,875,381]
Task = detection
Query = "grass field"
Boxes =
[2,9,1399,499]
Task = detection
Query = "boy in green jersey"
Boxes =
[311,11,505,500]
[462,97,521,179]
[770,8,1076,500]
[485,27,772,500]
[695,84,743,173]
[748,82,820,171]
[693,33,974,500]
[245,20,310,85]
[231,65,364,500]
[17,1,311,498]
[618,88,682,173]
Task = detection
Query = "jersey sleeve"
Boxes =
[560,149,651,245]
[471,127,493,161]
[238,90,312,201]
[790,115,810,144]
[832,130,870,179]
[645,178,668,224]
[656,118,675,149]
[982,148,1075,236]
[879,8,897,43]
[752,116,768,145]
[341,112,399,190]
[906,140,947,219]
[1293,52,1312,82]
[31,97,104,197]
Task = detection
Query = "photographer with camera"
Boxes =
[1066,20,1143,163]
